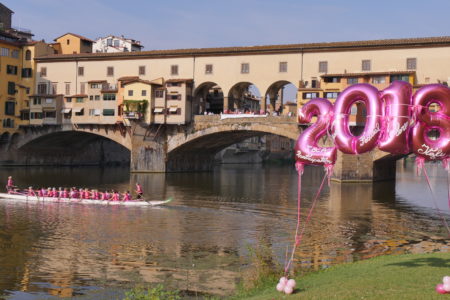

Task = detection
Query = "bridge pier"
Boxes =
[332,151,398,182]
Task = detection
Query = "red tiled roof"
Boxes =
[54,33,94,43]
[321,71,415,78]
[36,36,450,62]
[65,94,88,98]
[87,80,107,83]
[117,76,139,81]
[165,78,193,83]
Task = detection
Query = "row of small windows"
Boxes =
[0,48,19,58]
[318,58,417,73]
[43,62,290,78]
[5,65,32,77]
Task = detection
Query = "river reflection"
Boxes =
[0,160,448,299]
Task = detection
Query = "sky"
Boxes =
[4,0,450,50]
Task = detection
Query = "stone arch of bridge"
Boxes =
[193,81,225,115]
[264,80,298,113]
[227,82,262,112]
[15,126,132,151]
[166,123,299,171]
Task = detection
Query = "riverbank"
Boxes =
[232,252,450,300]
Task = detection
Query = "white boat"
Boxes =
[0,193,172,206]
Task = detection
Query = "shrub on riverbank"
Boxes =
[232,252,450,299]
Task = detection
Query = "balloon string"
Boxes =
[422,165,450,237]
[284,169,328,275]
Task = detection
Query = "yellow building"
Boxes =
[52,33,93,54]
[297,71,416,125]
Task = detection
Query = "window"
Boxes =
[323,77,340,83]
[66,39,70,45]
[155,90,164,98]
[65,82,70,95]
[25,50,31,60]
[318,61,328,73]
[6,65,17,75]
[139,66,146,75]
[302,92,319,99]
[311,79,318,88]
[390,74,409,83]
[91,83,100,89]
[167,94,181,100]
[128,90,133,96]
[407,58,417,70]
[40,67,47,77]
[103,93,116,100]
[3,118,14,128]
[95,95,100,100]
[76,97,84,103]
[44,111,56,118]
[5,102,15,116]
[75,108,84,116]
[362,60,371,71]
[103,109,115,116]
[38,83,47,94]
[1,47,9,56]
[107,38,113,46]
[45,98,53,104]
[113,39,120,47]
[78,66,84,76]
[107,66,114,76]
[171,65,178,75]
[89,109,96,116]
[167,82,181,87]
[347,77,358,84]
[66,97,72,103]
[279,62,287,72]
[22,68,32,78]
[51,82,57,94]
[142,90,147,96]
[33,98,41,105]
[26,88,30,95]
[205,64,213,74]
[30,112,43,119]
[241,63,249,74]
[11,50,19,58]
[80,82,85,94]
[89,95,94,101]
[324,92,339,99]
[7,82,15,95]
[372,76,386,84]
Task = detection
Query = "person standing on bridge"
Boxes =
[135,183,143,199]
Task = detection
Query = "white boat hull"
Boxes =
[0,193,172,206]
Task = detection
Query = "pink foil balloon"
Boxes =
[276,282,285,292]
[287,279,296,289]
[333,84,382,154]
[379,81,413,154]
[284,285,294,295]
[295,98,337,166]
[436,283,447,294]
[443,276,450,285]
[412,84,450,161]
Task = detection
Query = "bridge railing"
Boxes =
[193,115,297,124]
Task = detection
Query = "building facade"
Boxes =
[93,35,143,53]
[10,36,450,134]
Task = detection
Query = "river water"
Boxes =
[0,160,449,299]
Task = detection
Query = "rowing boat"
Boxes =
[0,193,172,206]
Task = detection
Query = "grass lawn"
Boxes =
[232,252,450,300]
